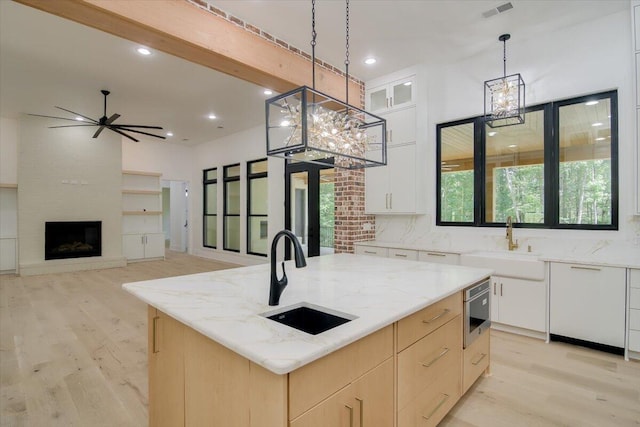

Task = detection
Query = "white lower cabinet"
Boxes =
[490,276,545,333]
[0,238,16,272]
[550,263,626,348]
[355,245,388,258]
[418,251,460,265]
[629,269,640,352]
[388,248,418,261]
[123,233,165,261]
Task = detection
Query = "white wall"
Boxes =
[0,117,18,184]
[375,9,640,253]
[192,124,284,265]
[18,115,124,274]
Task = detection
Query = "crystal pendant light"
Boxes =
[484,33,525,128]
[265,0,387,169]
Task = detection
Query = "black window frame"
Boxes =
[223,163,241,252]
[437,90,618,230]
[246,158,268,257]
[203,167,218,249]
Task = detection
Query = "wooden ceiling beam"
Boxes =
[14,0,362,107]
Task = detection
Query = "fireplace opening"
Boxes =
[45,221,102,260]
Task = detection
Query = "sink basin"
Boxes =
[261,303,357,335]
[460,251,545,280]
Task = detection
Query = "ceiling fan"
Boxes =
[28,90,166,142]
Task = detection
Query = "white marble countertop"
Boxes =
[355,240,640,269]
[123,253,492,375]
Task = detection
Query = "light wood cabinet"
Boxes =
[462,329,490,394]
[148,307,185,427]
[490,276,546,333]
[290,358,394,427]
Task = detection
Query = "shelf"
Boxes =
[122,189,162,195]
[122,170,162,177]
[123,210,162,215]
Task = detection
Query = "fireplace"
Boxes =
[45,221,102,260]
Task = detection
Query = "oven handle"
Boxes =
[466,287,490,303]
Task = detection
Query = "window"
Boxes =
[247,159,268,256]
[203,168,217,248]
[437,90,617,229]
[223,164,241,251]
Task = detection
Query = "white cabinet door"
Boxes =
[123,234,145,260]
[364,152,389,213]
[365,75,415,114]
[0,238,16,271]
[495,276,546,332]
[145,233,166,259]
[388,143,416,213]
[385,107,416,146]
[550,263,626,348]
[417,251,460,265]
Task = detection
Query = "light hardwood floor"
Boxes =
[1,252,639,426]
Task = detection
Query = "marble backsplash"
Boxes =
[372,214,640,260]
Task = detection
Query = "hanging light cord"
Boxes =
[502,37,507,78]
[311,0,317,89]
[345,0,350,105]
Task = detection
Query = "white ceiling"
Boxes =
[0,0,628,146]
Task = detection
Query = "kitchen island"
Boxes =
[123,253,492,427]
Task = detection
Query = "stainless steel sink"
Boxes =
[260,302,357,335]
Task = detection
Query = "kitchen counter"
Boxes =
[123,253,491,374]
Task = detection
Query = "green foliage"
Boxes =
[441,170,474,222]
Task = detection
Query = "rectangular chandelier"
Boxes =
[484,73,525,128]
[266,86,387,169]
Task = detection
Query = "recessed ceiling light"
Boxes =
[166,132,173,137]
[136,47,151,56]
[208,114,217,120]
[592,122,603,127]
[264,89,273,95]
[488,131,497,137]
[508,144,517,148]
[585,100,599,106]
[595,137,605,141]
[75,117,84,121]
[364,57,377,65]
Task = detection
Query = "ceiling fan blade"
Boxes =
[105,113,120,125]
[49,124,98,128]
[110,126,166,139]
[93,126,106,138]
[54,106,98,123]
[109,127,139,142]
[28,113,95,123]
[113,124,164,129]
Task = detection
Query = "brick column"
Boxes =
[334,168,375,253]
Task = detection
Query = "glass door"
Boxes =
[285,162,334,258]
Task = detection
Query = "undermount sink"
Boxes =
[460,250,545,280]
[261,302,357,335]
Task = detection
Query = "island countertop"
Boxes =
[123,253,492,374]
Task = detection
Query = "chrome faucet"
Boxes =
[506,216,519,251]
[269,230,307,306]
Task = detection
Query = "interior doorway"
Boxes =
[285,162,335,258]
[161,180,189,253]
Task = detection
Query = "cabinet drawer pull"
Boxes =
[356,397,364,427]
[570,265,602,271]
[421,347,450,368]
[471,352,487,366]
[345,404,354,427]
[422,308,450,324]
[394,253,407,258]
[500,282,503,297]
[422,393,450,420]
[363,250,376,255]
[152,316,160,354]
[426,252,446,257]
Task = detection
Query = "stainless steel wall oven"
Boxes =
[464,279,491,348]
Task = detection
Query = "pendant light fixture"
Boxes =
[484,33,525,128]
[265,0,387,169]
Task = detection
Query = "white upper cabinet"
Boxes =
[632,1,640,214]
[366,75,415,114]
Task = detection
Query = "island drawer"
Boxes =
[397,315,462,410]
[397,292,462,351]
[288,325,393,420]
[462,329,490,394]
[397,361,460,427]
[355,245,388,257]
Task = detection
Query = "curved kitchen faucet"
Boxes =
[269,230,307,306]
